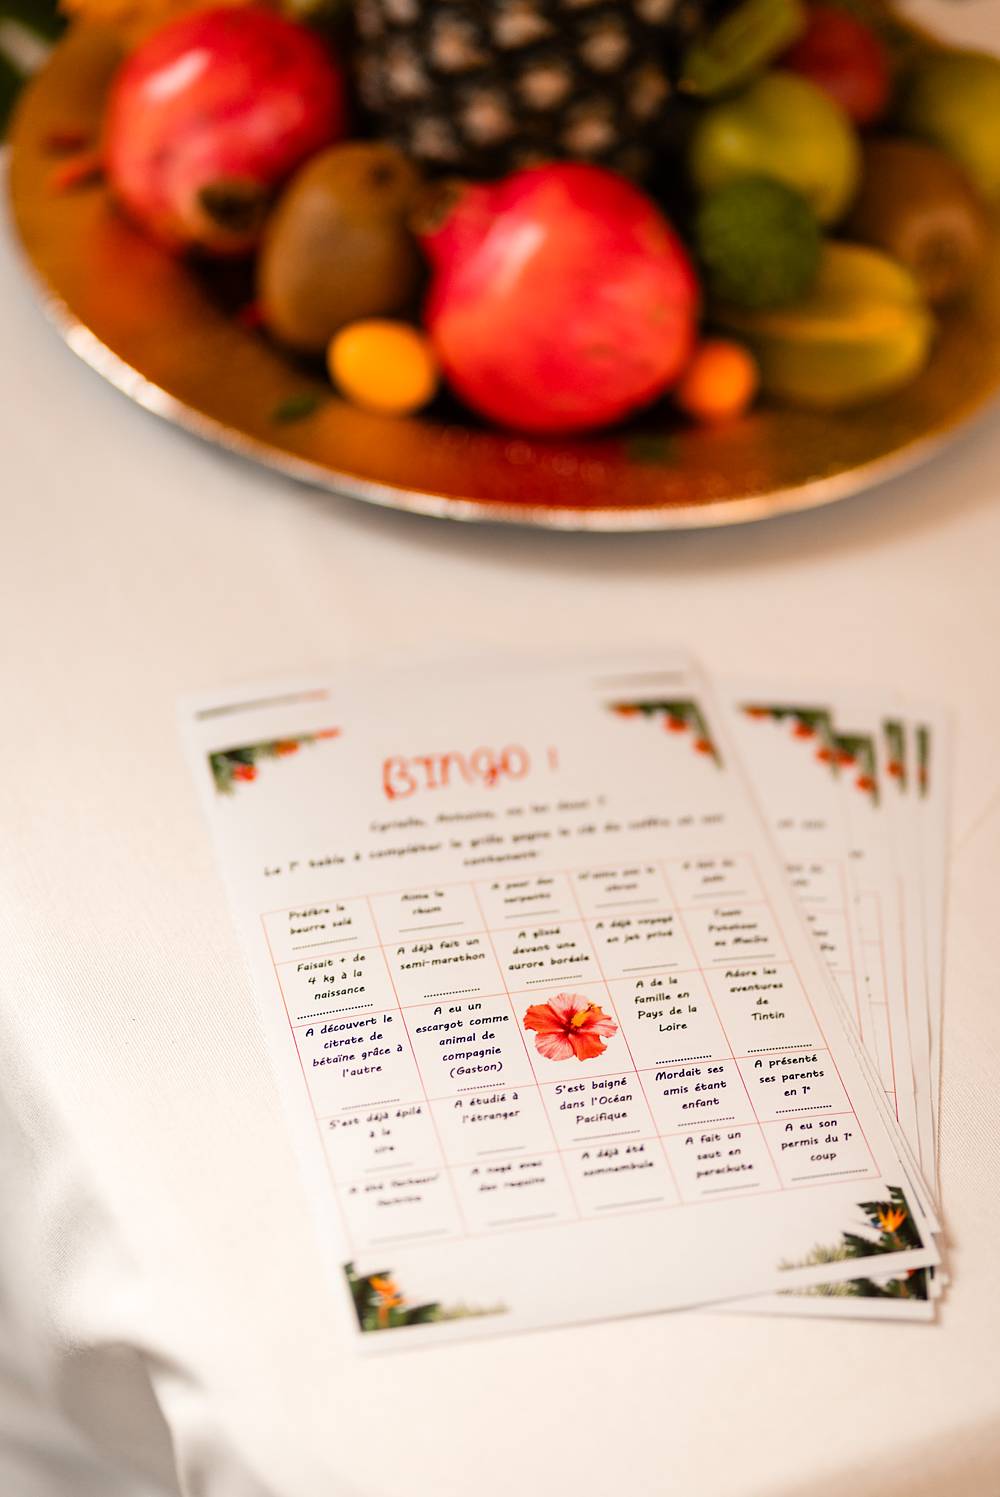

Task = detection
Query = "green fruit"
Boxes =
[258,143,425,355]
[681,0,807,99]
[846,137,990,305]
[696,176,821,308]
[899,51,1000,202]
[690,70,861,224]
[715,242,934,409]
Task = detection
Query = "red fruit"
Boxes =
[782,5,891,126]
[418,164,699,434]
[104,7,346,255]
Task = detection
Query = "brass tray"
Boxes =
[8,23,1000,530]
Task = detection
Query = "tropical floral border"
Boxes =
[209,727,340,794]
[741,703,879,802]
[611,698,721,764]
[780,1186,928,1300]
[916,724,931,798]
[345,1263,506,1332]
[883,718,907,790]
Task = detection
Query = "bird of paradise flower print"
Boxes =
[779,1187,929,1300]
[344,1264,507,1332]
[368,1274,404,1328]
[209,727,340,794]
[610,698,721,764]
[523,992,618,1062]
[876,1204,908,1235]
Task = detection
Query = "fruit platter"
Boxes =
[7,0,1000,528]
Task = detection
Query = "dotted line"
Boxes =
[487,1212,558,1228]
[656,1054,713,1064]
[775,1105,837,1113]
[790,1168,871,1181]
[594,1197,664,1210]
[503,908,559,918]
[580,1129,641,1141]
[424,988,480,999]
[294,1004,376,1021]
[399,922,465,933]
[523,974,587,984]
[747,1044,817,1054]
[289,937,356,951]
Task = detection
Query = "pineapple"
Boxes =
[353,0,715,180]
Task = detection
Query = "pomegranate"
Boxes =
[781,5,891,127]
[104,7,346,256]
[418,164,699,435]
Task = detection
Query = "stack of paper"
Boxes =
[182,654,948,1347]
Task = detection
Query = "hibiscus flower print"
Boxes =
[523,993,618,1062]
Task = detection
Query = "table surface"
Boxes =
[3,9,1000,1491]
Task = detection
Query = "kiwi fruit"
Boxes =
[259,142,426,354]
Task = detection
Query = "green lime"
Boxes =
[696,176,821,309]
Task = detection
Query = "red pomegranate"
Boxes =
[104,7,347,255]
[782,5,891,126]
[418,164,699,435]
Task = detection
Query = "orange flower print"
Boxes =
[877,1205,907,1234]
[369,1274,404,1327]
[523,993,618,1062]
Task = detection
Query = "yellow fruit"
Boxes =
[715,242,934,409]
[690,71,860,227]
[328,320,439,416]
[899,51,1000,203]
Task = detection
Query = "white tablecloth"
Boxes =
[3,11,1000,1486]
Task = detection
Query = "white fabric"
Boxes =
[3,5,1000,1486]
